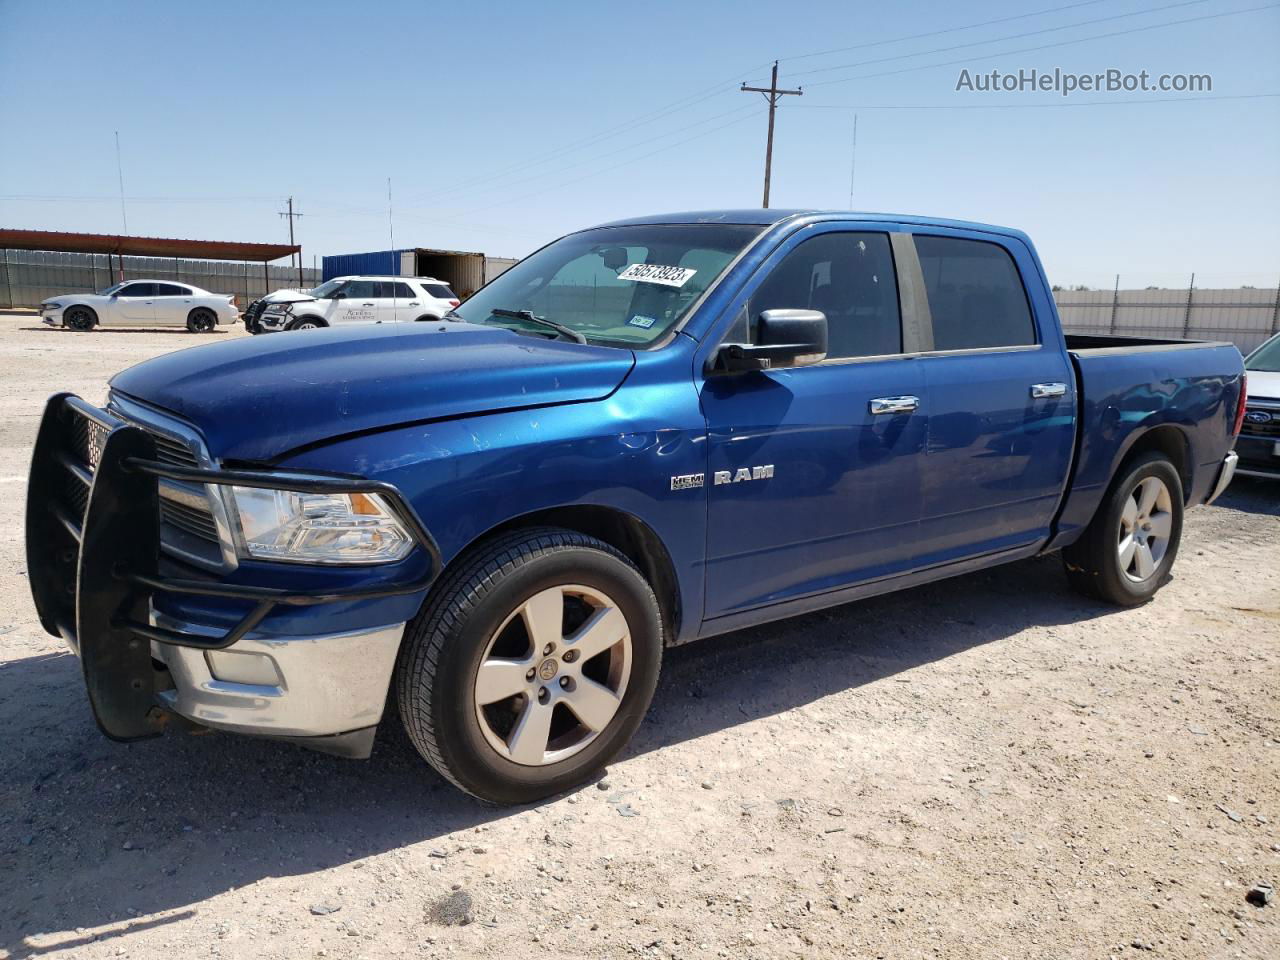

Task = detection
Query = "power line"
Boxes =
[803,2,1280,90]
[792,92,1280,110]
[777,0,1110,64]
[787,0,1208,81]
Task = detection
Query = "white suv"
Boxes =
[259,276,460,332]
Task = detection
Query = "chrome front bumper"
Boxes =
[152,612,406,739]
[1205,450,1239,505]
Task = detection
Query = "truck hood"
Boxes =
[1246,368,1280,401]
[110,323,635,462]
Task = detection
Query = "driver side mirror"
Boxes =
[332,292,346,299]
[712,309,828,374]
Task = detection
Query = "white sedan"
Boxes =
[40,280,240,333]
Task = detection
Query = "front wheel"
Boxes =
[63,306,96,331]
[288,316,325,331]
[1063,451,1184,605]
[396,528,663,804]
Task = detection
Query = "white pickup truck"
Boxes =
[255,275,460,333]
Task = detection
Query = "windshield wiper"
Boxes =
[489,308,587,344]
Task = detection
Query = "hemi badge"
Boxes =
[670,473,705,491]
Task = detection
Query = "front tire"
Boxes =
[1062,451,1184,605]
[288,316,326,331]
[396,528,663,804]
[186,308,217,333]
[63,306,96,331]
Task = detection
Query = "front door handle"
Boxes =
[869,395,919,415]
[1030,382,1067,399]
[361,302,375,306]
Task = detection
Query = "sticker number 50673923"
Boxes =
[617,263,697,287]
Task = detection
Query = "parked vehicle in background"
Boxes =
[241,285,314,335]
[40,280,239,332]
[257,276,460,332]
[26,210,1245,805]
[322,248,517,300]
[1235,331,1280,479]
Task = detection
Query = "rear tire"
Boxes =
[415,315,441,322]
[63,306,96,331]
[396,527,663,805]
[1062,451,1184,605]
[186,308,217,333]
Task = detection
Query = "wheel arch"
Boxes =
[186,305,216,324]
[1113,424,1193,504]
[63,302,99,325]
[438,504,682,645]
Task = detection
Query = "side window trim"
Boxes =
[888,233,933,354]
[906,230,1040,355]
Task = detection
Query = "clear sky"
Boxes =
[1,0,1277,289]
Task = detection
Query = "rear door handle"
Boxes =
[869,395,919,415]
[1030,382,1067,399]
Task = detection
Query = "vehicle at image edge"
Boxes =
[248,275,460,333]
[39,280,239,333]
[1234,331,1280,480]
[25,210,1246,805]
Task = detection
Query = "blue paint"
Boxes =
[113,210,1245,645]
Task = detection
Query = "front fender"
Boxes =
[282,354,708,641]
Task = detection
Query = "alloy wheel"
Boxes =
[473,584,632,766]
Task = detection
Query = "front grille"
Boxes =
[64,401,231,570]
[150,432,201,468]
[160,497,221,541]
[1239,415,1280,439]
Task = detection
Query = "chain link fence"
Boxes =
[0,249,320,309]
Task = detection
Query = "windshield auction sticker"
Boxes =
[617,263,697,287]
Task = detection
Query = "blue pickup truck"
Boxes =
[26,210,1246,803]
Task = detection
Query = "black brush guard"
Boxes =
[25,393,440,742]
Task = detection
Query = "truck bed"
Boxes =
[1051,335,1244,548]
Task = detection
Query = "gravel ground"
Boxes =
[1,313,1277,960]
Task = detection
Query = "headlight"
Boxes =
[228,487,413,564]
[41,302,62,311]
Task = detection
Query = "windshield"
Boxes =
[451,223,762,347]
[98,282,125,296]
[308,278,346,299]
[1246,334,1280,373]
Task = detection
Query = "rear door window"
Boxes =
[392,282,416,299]
[914,236,1036,351]
[155,283,188,296]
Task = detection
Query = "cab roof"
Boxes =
[592,209,1030,242]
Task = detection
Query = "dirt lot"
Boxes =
[0,313,1276,960]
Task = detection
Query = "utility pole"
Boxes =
[741,61,802,208]
[279,197,304,288]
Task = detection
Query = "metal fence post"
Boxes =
[1109,274,1119,334]
[1272,276,1280,334]
[1182,272,1195,337]
[1,248,11,309]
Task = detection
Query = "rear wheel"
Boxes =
[1063,451,1184,605]
[396,528,663,804]
[186,308,217,333]
[63,306,96,331]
